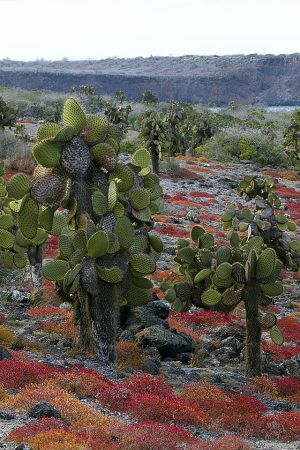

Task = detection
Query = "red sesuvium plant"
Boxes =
[162,175,300,377]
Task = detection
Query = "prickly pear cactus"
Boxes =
[222,175,300,270]
[26,97,163,363]
[162,174,299,377]
[139,111,167,174]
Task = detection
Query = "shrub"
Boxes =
[0,325,15,346]
[116,341,145,370]
[0,129,28,161]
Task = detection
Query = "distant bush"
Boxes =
[202,127,287,166]
[119,139,138,154]
[0,129,29,160]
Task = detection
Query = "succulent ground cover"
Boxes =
[0,154,299,449]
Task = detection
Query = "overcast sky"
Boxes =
[1,0,299,60]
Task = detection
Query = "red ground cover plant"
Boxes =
[169,309,237,328]
[164,193,208,207]
[167,316,201,343]
[96,374,207,426]
[262,342,300,361]
[116,341,145,370]
[119,420,202,450]
[38,311,75,339]
[0,359,57,389]
[275,184,300,198]
[188,191,217,200]
[27,306,67,317]
[277,316,300,343]
[262,169,300,181]
[284,199,300,221]
[153,223,190,238]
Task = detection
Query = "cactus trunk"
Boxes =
[244,282,262,377]
[150,144,159,174]
[74,284,119,364]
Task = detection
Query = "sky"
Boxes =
[0,0,300,61]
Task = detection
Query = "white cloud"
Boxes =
[0,0,299,60]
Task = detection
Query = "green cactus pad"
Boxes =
[43,259,70,281]
[221,210,235,222]
[172,298,189,313]
[6,173,32,199]
[261,281,283,297]
[3,251,14,269]
[247,236,264,254]
[131,148,151,168]
[238,222,250,232]
[258,313,277,329]
[132,277,153,289]
[84,114,108,144]
[216,262,232,280]
[98,266,123,283]
[37,123,61,142]
[201,289,222,306]
[165,288,177,302]
[199,232,214,250]
[199,249,214,267]
[124,285,151,306]
[62,98,87,134]
[143,173,160,188]
[194,268,212,283]
[270,325,284,345]
[129,235,149,254]
[107,232,121,254]
[109,165,134,192]
[130,253,156,274]
[0,229,14,249]
[59,235,74,259]
[92,143,117,171]
[51,213,69,236]
[222,287,243,306]
[32,140,61,168]
[54,126,75,143]
[87,231,109,258]
[290,240,300,252]
[31,228,48,245]
[130,188,151,210]
[132,207,152,223]
[216,246,231,264]
[149,235,163,253]
[0,214,14,230]
[114,217,135,249]
[177,246,195,263]
[113,201,125,217]
[13,252,27,269]
[191,225,206,242]
[39,207,54,231]
[18,195,39,239]
[92,190,108,216]
[241,208,254,221]
[287,221,297,232]
[212,274,233,289]
[256,248,276,279]
[108,181,117,211]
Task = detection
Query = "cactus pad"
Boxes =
[92,190,108,216]
[201,289,222,306]
[261,281,283,297]
[98,266,123,283]
[92,143,117,170]
[18,196,39,239]
[6,173,32,199]
[62,98,87,134]
[216,262,232,280]
[87,231,109,258]
[130,253,156,274]
[199,232,214,249]
[149,235,163,253]
[256,248,276,279]
[43,259,70,281]
[194,268,212,283]
[0,229,14,249]
[37,123,61,142]
[270,325,284,345]
[130,188,151,210]
[61,137,91,177]
[32,140,61,168]
[0,214,13,230]
[114,217,135,249]
[31,175,66,208]
[84,114,108,144]
[109,165,134,192]
[258,313,277,329]
[222,286,243,306]
[131,148,151,168]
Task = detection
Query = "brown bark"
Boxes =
[244,282,262,377]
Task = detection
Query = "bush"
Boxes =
[203,127,287,166]
[0,129,28,160]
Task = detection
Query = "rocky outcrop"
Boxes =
[1,54,300,105]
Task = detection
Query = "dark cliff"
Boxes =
[1,54,300,105]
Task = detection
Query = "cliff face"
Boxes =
[1,54,300,105]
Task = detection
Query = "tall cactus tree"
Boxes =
[139,111,166,174]
[15,98,163,365]
[162,177,299,377]
[166,101,186,157]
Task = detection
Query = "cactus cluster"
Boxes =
[162,175,299,377]
[222,175,300,270]
[10,97,163,362]
[139,111,167,174]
